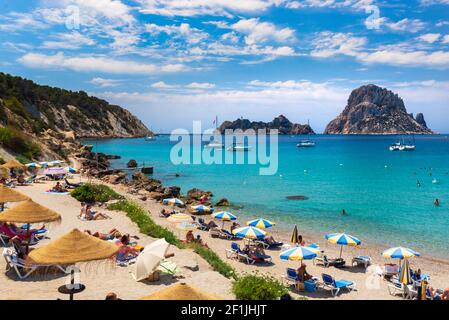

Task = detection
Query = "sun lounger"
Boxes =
[320,273,356,296]
[315,255,345,268]
[352,255,371,268]
[282,268,300,286]
[0,232,10,246]
[387,278,406,298]
[225,242,255,264]
[210,228,235,240]
[3,248,67,279]
[253,238,284,249]
[197,218,210,231]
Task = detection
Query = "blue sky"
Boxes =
[1,0,449,133]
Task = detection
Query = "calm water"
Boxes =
[83,135,449,258]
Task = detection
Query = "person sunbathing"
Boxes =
[426,283,449,300]
[51,182,68,193]
[207,220,218,229]
[85,228,122,240]
[80,204,109,220]
[184,230,195,243]
[297,263,313,282]
[230,222,240,232]
[194,235,209,248]
[9,236,29,259]
[0,223,39,241]
[160,209,171,218]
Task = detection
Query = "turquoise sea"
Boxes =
[83,135,449,258]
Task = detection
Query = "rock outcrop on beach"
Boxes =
[218,115,315,135]
[324,84,433,135]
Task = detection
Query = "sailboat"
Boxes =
[389,136,415,151]
[205,116,224,149]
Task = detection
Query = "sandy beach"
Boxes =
[2,176,448,300]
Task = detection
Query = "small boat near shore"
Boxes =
[389,142,415,151]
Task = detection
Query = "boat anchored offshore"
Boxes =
[145,135,156,141]
[297,140,315,148]
[227,143,252,152]
[389,142,415,151]
[205,141,224,149]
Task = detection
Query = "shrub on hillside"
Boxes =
[0,126,40,160]
[71,183,122,203]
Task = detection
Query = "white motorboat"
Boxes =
[227,143,252,152]
[297,140,315,148]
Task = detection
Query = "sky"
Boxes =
[1,0,449,133]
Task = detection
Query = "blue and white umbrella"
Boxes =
[162,198,184,206]
[190,205,213,213]
[25,163,42,169]
[382,247,420,259]
[64,167,77,173]
[280,246,320,261]
[247,218,275,229]
[325,232,361,258]
[232,226,266,240]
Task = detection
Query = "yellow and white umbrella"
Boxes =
[167,213,193,224]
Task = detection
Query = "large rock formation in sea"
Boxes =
[324,84,433,135]
[218,115,315,135]
[0,72,152,161]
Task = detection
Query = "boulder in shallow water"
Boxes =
[127,159,138,168]
[216,198,230,206]
[286,195,309,200]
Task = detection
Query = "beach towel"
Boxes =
[45,191,70,195]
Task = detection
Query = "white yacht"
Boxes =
[297,140,316,148]
[389,141,415,151]
[206,116,224,149]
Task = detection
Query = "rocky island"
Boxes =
[218,115,315,135]
[324,84,433,135]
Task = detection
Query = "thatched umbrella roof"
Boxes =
[1,159,26,170]
[0,185,30,203]
[0,199,61,224]
[140,283,221,300]
[28,229,119,265]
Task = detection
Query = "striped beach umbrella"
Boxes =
[64,167,77,173]
[167,213,192,224]
[232,226,266,240]
[163,198,184,206]
[399,258,411,285]
[280,246,320,261]
[382,246,420,259]
[212,211,237,221]
[212,211,237,228]
[49,160,64,167]
[246,218,275,229]
[290,225,298,244]
[190,205,213,214]
[39,161,50,168]
[325,233,361,258]
[25,163,42,169]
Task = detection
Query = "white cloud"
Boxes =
[226,18,296,45]
[380,18,426,33]
[151,81,179,89]
[186,82,216,89]
[136,0,285,17]
[146,23,209,44]
[442,35,449,44]
[311,32,367,58]
[90,77,122,87]
[420,0,449,5]
[359,50,449,68]
[286,0,374,10]
[417,33,441,43]
[0,12,49,31]
[42,31,96,49]
[18,52,188,74]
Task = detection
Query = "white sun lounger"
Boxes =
[2,248,68,280]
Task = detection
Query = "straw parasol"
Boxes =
[1,159,26,170]
[29,229,118,265]
[0,185,30,208]
[0,199,61,252]
[140,283,221,300]
[29,229,118,300]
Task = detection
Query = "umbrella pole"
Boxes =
[70,268,75,300]
[339,245,343,259]
[25,223,31,254]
